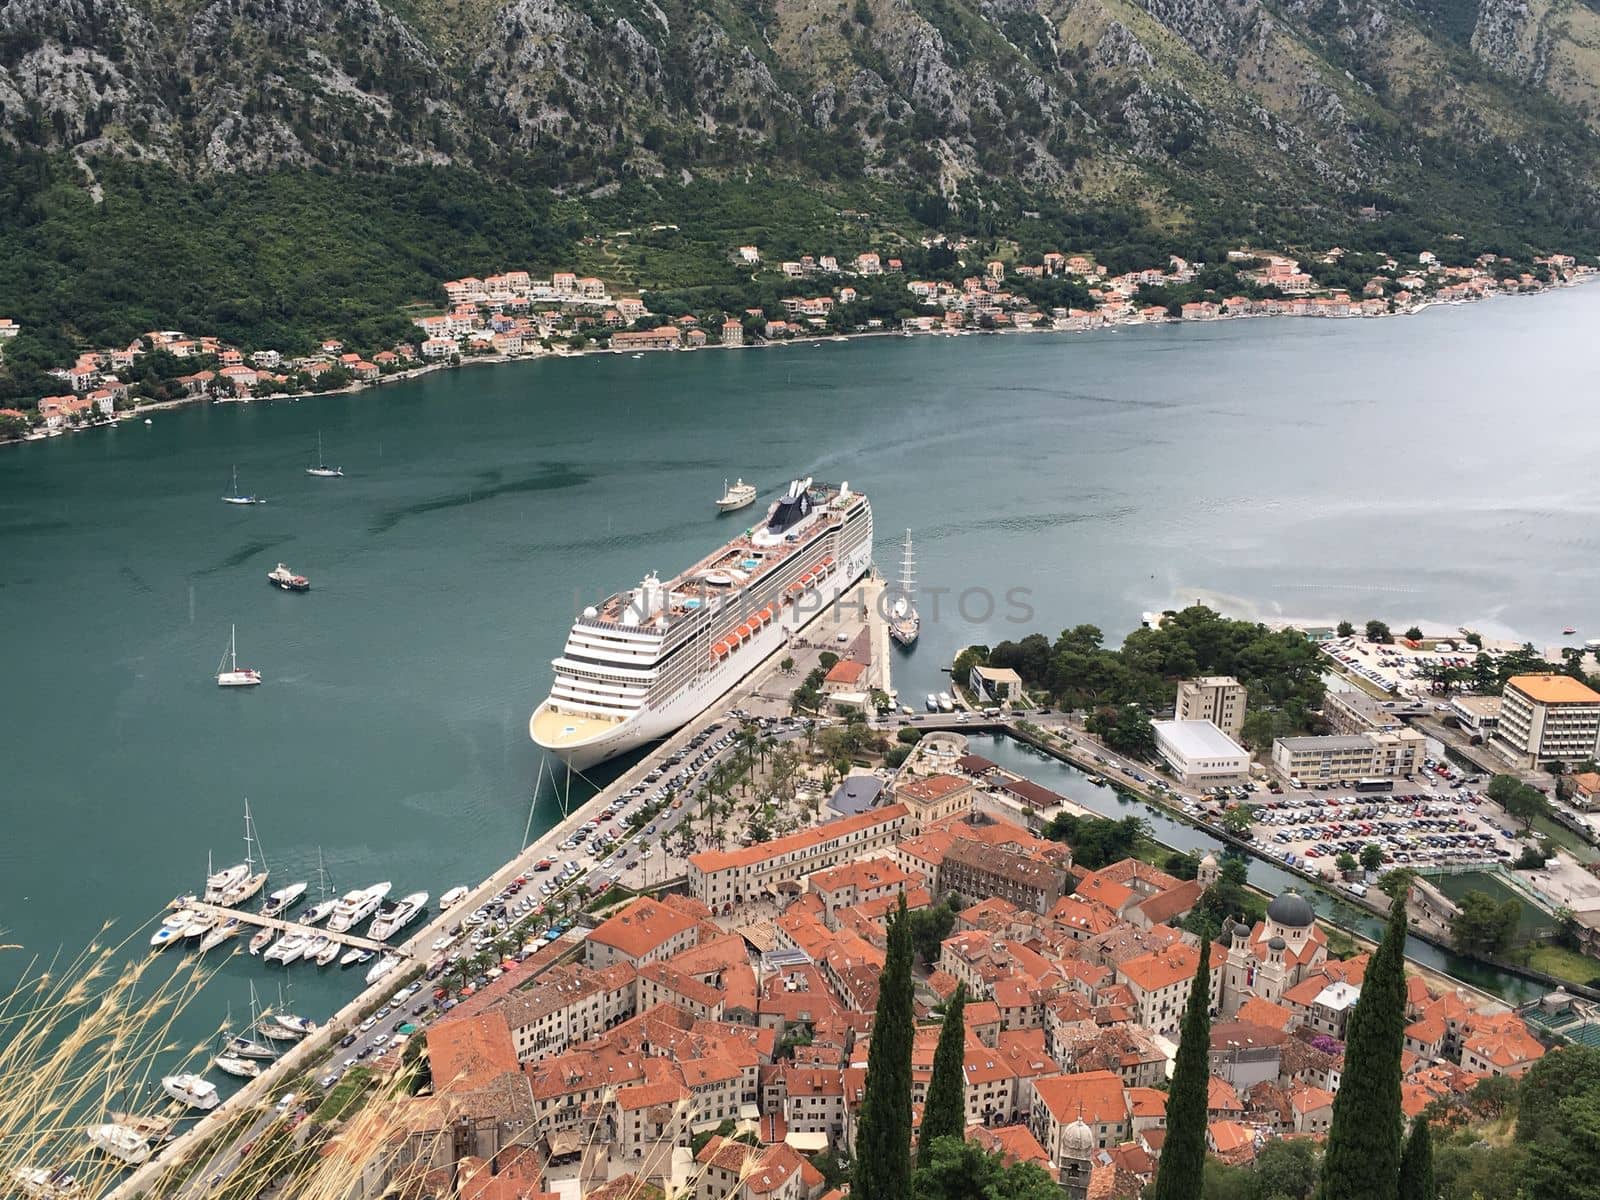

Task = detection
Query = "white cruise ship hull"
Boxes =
[532,536,873,771]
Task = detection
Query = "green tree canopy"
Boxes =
[917,983,967,1157]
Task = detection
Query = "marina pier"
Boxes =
[184,901,401,957]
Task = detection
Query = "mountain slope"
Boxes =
[1,0,1598,297]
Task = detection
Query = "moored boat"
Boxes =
[936,692,954,713]
[326,882,391,933]
[439,885,470,909]
[84,1124,151,1165]
[263,934,308,964]
[260,881,307,918]
[160,1074,220,1110]
[198,917,242,953]
[368,891,428,941]
[9,1166,80,1198]
[150,912,193,950]
[339,947,372,968]
[306,432,343,478]
[248,928,274,956]
[213,1054,261,1079]
[314,940,340,966]
[224,1033,275,1060]
[888,529,920,647]
[365,954,400,985]
[266,1013,317,1038]
[221,465,265,506]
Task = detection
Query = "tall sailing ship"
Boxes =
[888,528,920,647]
[531,478,874,769]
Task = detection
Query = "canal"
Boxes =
[968,733,1547,1003]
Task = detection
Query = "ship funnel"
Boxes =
[839,480,849,499]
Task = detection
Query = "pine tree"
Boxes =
[918,982,967,1157]
[1319,889,1410,1200]
[1151,937,1211,1200]
[1398,1116,1434,1200]
[853,893,914,1200]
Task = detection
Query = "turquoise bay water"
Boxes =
[3,287,1598,1064]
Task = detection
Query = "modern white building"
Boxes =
[1271,729,1424,782]
[1493,674,1600,767]
[1175,676,1248,739]
[1152,719,1251,785]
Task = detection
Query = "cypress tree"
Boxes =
[1398,1116,1434,1200]
[1151,937,1211,1200]
[852,893,914,1200]
[1319,889,1410,1200]
[917,982,968,1157]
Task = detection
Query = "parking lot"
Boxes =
[1244,755,1541,885]
[1321,633,1523,698]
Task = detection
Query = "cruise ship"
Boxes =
[531,479,874,770]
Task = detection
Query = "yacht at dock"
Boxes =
[161,1074,220,1111]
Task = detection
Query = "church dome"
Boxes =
[1268,936,1286,952]
[1063,1117,1095,1156]
[1266,889,1314,928]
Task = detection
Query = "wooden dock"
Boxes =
[188,901,403,956]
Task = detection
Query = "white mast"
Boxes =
[898,529,916,601]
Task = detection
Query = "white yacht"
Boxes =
[368,891,428,941]
[180,911,218,941]
[716,477,757,512]
[339,947,372,968]
[204,861,250,903]
[532,479,873,770]
[364,954,400,986]
[248,928,274,956]
[263,934,308,965]
[224,1033,275,1060]
[84,1123,151,1165]
[314,940,340,966]
[216,625,262,687]
[326,882,391,933]
[937,692,954,713]
[261,881,307,918]
[439,885,470,909]
[150,911,194,950]
[925,694,938,712]
[264,1013,316,1038]
[160,1074,220,1110]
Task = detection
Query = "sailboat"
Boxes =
[198,917,242,953]
[217,800,269,906]
[889,529,920,647]
[221,465,265,505]
[299,848,338,926]
[306,432,343,477]
[216,625,262,687]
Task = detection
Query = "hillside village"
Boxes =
[332,728,1553,1200]
[0,240,1590,443]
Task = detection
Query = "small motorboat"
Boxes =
[340,947,372,968]
[439,885,470,909]
[1564,626,1578,636]
[248,928,274,956]
[9,1165,81,1198]
[314,940,340,966]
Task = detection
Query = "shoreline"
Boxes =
[5,273,1593,452]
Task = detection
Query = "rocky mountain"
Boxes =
[3,0,1600,242]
